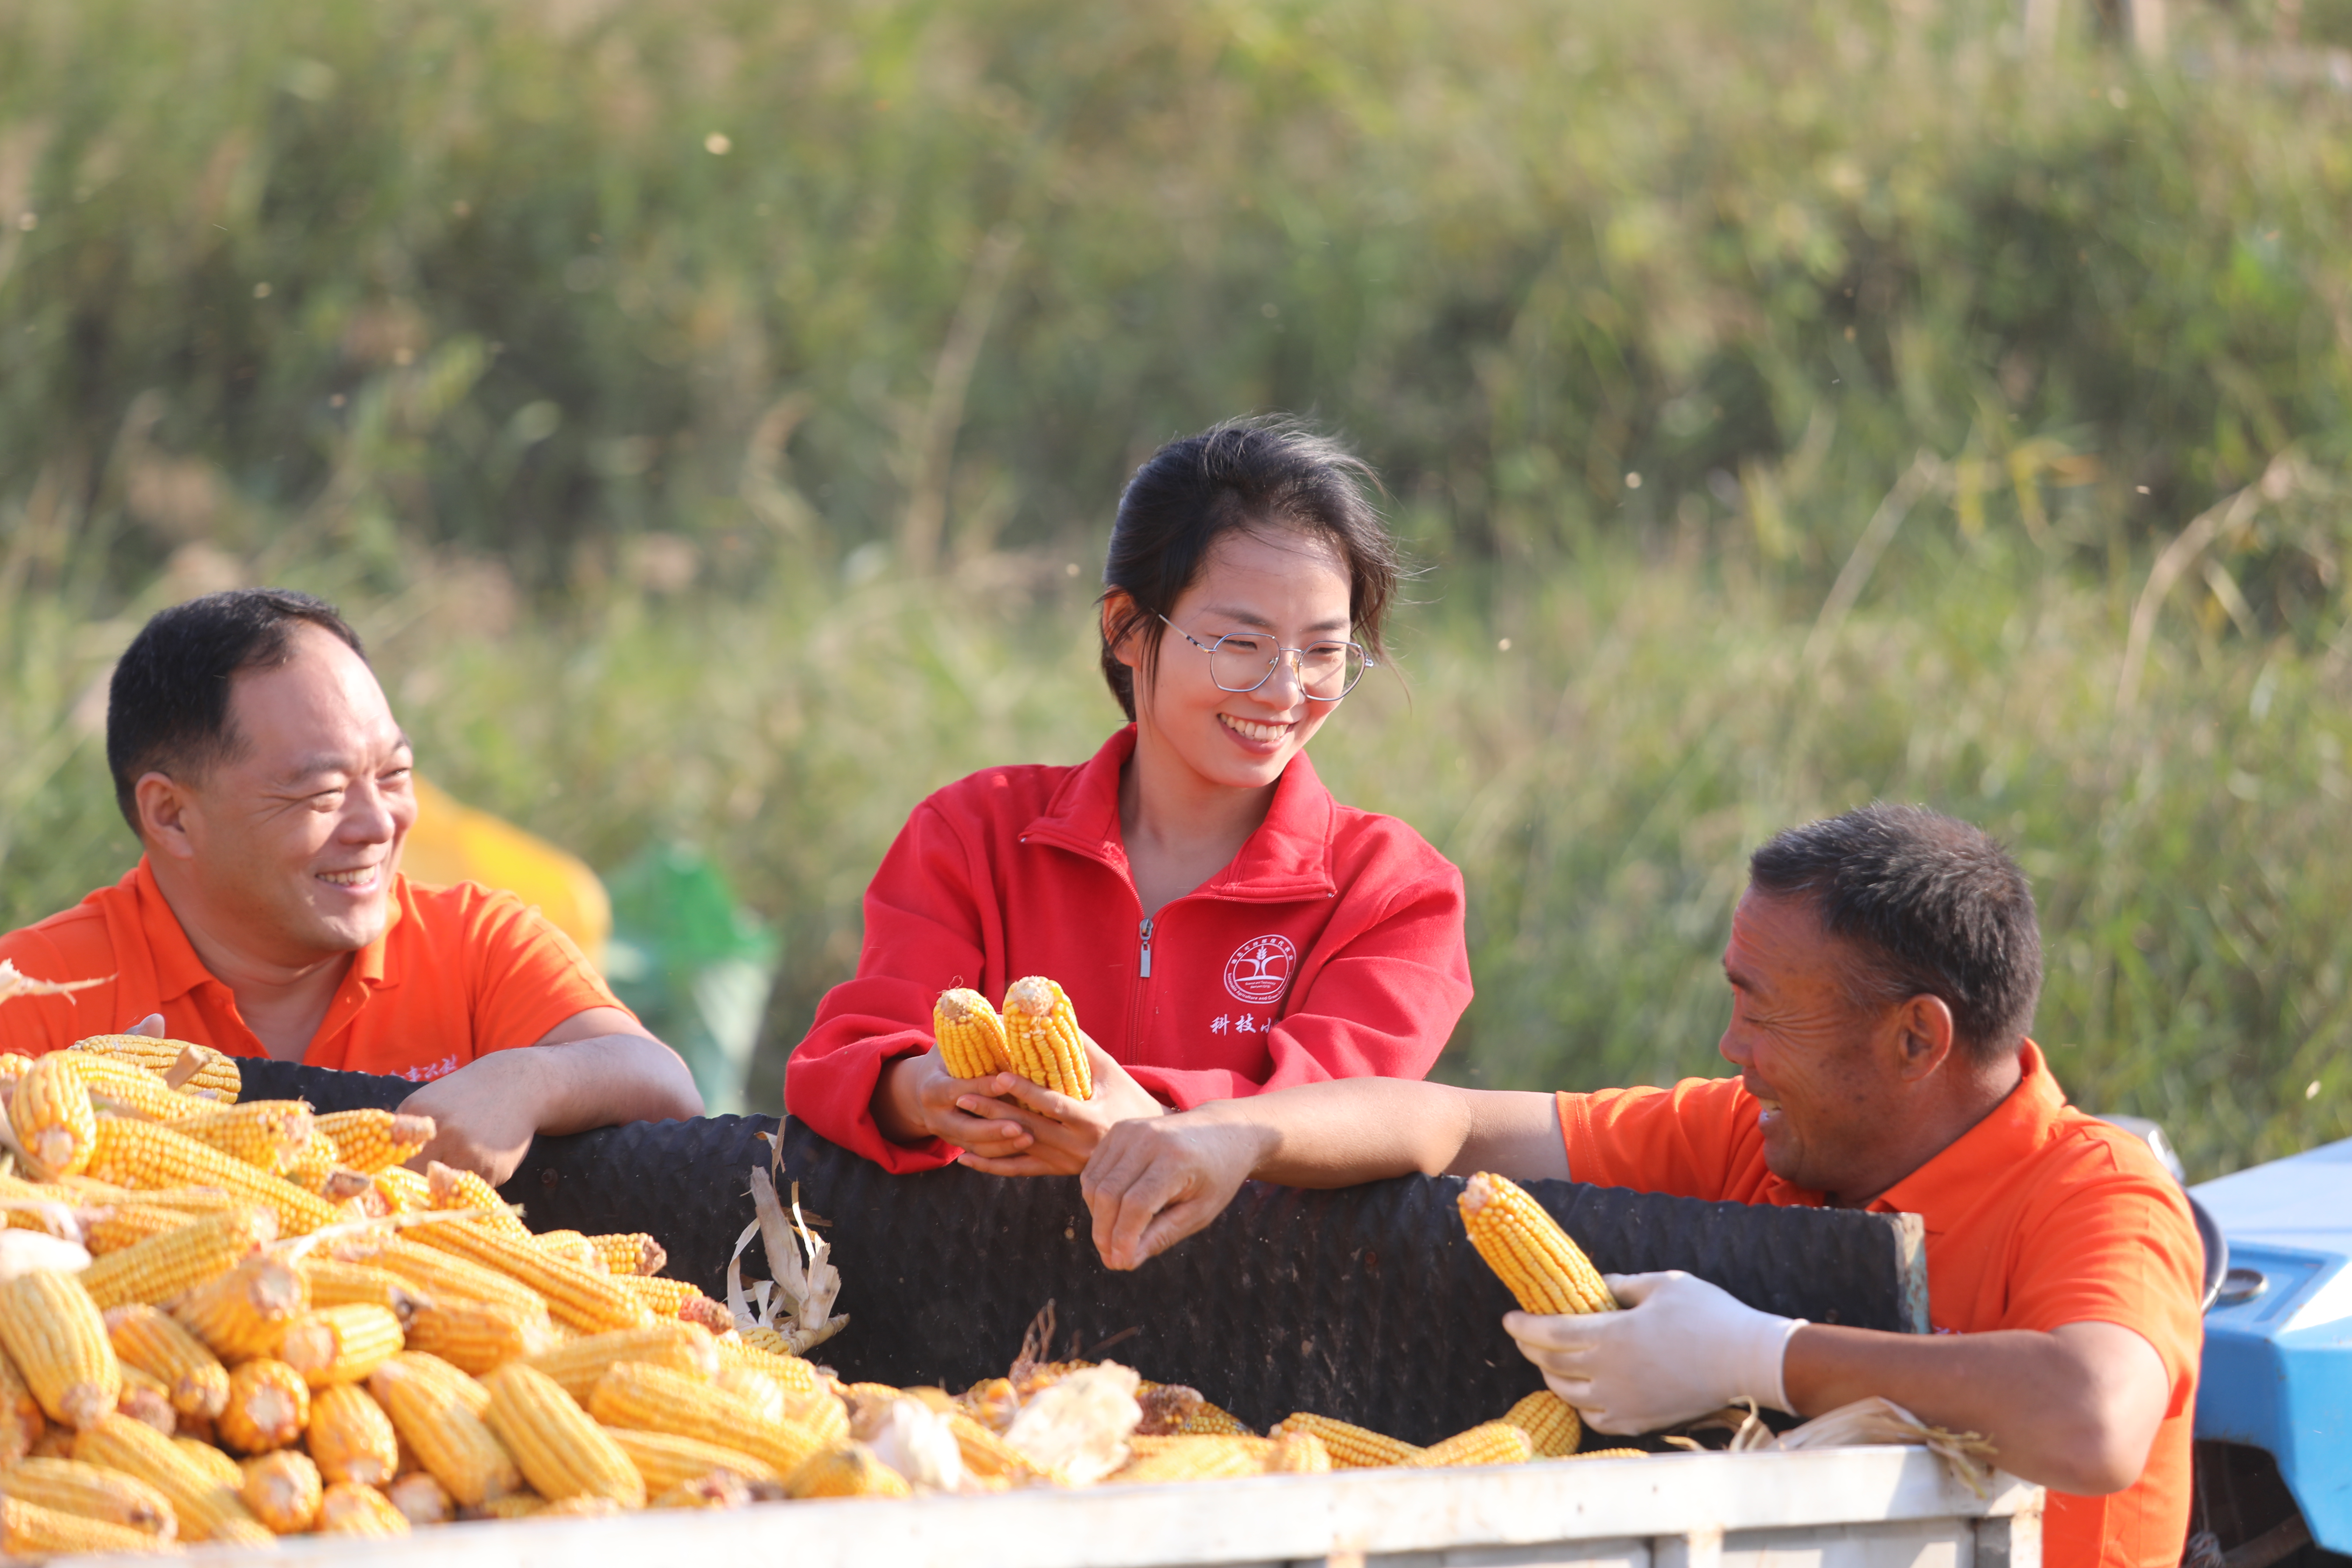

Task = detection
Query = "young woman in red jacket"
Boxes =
[784,418,1473,1174]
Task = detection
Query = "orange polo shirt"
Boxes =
[0,859,623,1083]
[1558,1042,2202,1568]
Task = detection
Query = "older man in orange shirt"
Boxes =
[0,589,702,1181]
[1073,805,2203,1568]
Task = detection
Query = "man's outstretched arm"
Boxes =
[399,1006,704,1184]
[1082,1079,1566,1269]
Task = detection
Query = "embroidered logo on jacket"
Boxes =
[1223,934,1297,1006]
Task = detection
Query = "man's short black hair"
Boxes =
[1748,803,2042,1062]
[106,589,368,832]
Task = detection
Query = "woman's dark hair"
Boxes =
[1098,416,1401,720]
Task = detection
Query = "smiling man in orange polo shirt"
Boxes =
[1074,805,2204,1568]
[0,588,702,1182]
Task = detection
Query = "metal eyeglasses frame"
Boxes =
[1157,614,1373,701]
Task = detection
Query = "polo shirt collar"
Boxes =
[131,855,406,997]
[1023,724,1337,901]
[1866,1040,2066,1230]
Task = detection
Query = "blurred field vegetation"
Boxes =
[5,0,2352,1176]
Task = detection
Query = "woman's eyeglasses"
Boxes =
[1158,615,1371,701]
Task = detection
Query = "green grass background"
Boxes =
[5,0,2350,1177]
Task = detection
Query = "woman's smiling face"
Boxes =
[1117,526,1355,794]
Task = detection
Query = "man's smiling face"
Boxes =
[170,624,418,966]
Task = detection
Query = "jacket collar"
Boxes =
[1022,725,1338,902]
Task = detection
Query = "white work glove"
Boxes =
[1504,1270,1806,1434]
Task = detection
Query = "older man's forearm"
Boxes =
[529,1033,705,1134]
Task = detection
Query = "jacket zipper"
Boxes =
[1138,917,1154,978]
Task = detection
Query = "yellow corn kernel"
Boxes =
[10,1052,99,1179]
[0,1270,122,1431]
[738,1324,796,1359]
[298,1258,427,1324]
[584,1232,667,1277]
[104,1305,230,1421]
[366,1355,519,1507]
[85,1120,342,1236]
[306,1382,400,1487]
[410,1219,651,1335]
[612,1274,709,1316]
[372,1166,432,1213]
[424,1160,533,1243]
[239,1448,323,1533]
[277,1303,405,1388]
[1269,1414,1422,1470]
[318,1480,411,1536]
[1114,1434,1268,1484]
[383,1471,453,1526]
[174,1435,244,1489]
[172,1254,308,1362]
[1000,975,1093,1099]
[531,1229,605,1271]
[0,1348,47,1464]
[1266,1428,1331,1473]
[933,988,1013,1079]
[0,1455,177,1538]
[168,1101,314,1173]
[1501,1389,1583,1458]
[588,1359,828,1481]
[1408,1420,1534,1468]
[787,1441,911,1499]
[74,1413,272,1544]
[217,1359,309,1455]
[0,1493,179,1556]
[71,1035,241,1099]
[80,1207,275,1312]
[365,1237,554,1326]
[81,1204,201,1256]
[482,1363,646,1508]
[523,1322,718,1404]
[1458,1171,1619,1316]
[311,1110,436,1175]
[601,1426,781,1491]
[115,1366,179,1434]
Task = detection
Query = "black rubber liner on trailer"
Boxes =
[240,1059,1928,1442]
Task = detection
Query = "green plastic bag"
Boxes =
[603,844,778,1115]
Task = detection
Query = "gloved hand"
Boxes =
[1504,1270,1806,1433]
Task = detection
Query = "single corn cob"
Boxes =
[278,1132,339,1193]
[305,1382,400,1486]
[1501,1389,1584,1458]
[482,1363,646,1507]
[174,1435,244,1489]
[365,1238,553,1325]
[70,1061,215,1123]
[786,1442,911,1499]
[0,1348,46,1463]
[74,1413,271,1544]
[404,1296,558,1374]
[239,1448,323,1533]
[715,1336,827,1395]
[71,1036,241,1099]
[69,1184,241,1215]
[1114,1434,1267,1484]
[172,1254,308,1361]
[1409,1420,1534,1468]
[944,1410,1054,1485]
[1266,1428,1331,1473]
[277,1303,405,1388]
[933,988,1013,1079]
[383,1471,452,1526]
[652,1471,754,1510]
[82,1204,201,1255]
[424,1161,533,1243]
[585,1232,666,1277]
[217,1359,308,1454]
[115,1367,179,1433]
[0,1455,177,1538]
[367,1356,519,1507]
[738,1324,798,1359]
[168,1101,314,1173]
[612,1274,707,1316]
[601,1426,781,1490]
[311,1110,436,1175]
[678,1295,736,1334]
[531,1229,605,1271]
[0,1270,122,1430]
[298,1258,426,1324]
[378,1351,490,1416]
[0,1493,179,1557]
[85,1120,341,1236]
[1269,1413,1423,1469]
[1458,1171,1619,1315]
[410,1219,650,1335]
[1001,975,1092,1099]
[523,1323,718,1404]
[372,1166,431,1213]
[10,1052,99,1179]
[588,1360,828,1481]
[80,1208,274,1313]
[1175,1400,1255,1437]
[318,1480,411,1536]
[105,1305,229,1420]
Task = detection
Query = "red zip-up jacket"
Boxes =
[784,726,1472,1171]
